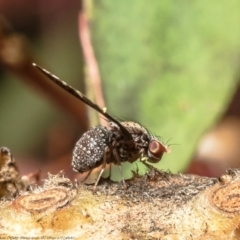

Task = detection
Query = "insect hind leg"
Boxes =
[93,146,109,190]
[112,148,127,189]
[82,169,94,183]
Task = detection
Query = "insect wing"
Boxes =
[33,63,133,141]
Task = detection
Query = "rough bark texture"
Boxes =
[1,160,240,239]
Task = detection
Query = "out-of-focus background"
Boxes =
[1,0,240,181]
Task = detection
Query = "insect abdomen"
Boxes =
[72,126,109,173]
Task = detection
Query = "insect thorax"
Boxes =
[108,121,152,163]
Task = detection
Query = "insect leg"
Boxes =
[112,148,127,189]
[83,169,94,183]
[141,160,154,170]
[108,163,112,180]
[93,147,109,190]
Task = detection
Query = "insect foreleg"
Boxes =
[141,160,154,170]
[139,152,148,163]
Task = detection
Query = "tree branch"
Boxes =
[1,156,240,239]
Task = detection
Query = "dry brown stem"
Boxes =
[78,1,106,126]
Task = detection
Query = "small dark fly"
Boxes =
[33,63,170,188]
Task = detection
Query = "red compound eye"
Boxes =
[148,140,170,163]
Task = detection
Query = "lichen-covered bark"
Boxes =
[0,147,26,198]
[1,166,240,239]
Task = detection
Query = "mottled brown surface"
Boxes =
[0,147,23,198]
[1,168,240,239]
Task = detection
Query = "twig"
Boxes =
[78,1,106,126]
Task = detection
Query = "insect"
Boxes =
[33,63,170,188]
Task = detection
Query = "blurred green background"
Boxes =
[0,0,240,178]
[91,0,240,175]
